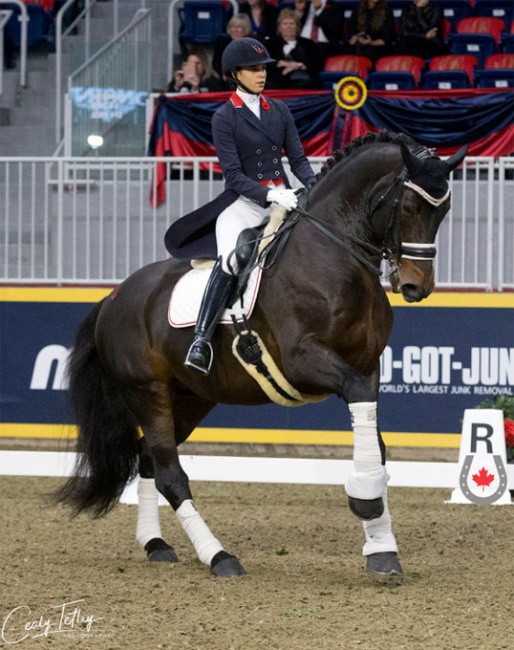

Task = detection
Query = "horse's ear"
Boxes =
[400,139,424,177]
[445,145,468,172]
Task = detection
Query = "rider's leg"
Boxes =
[184,259,237,374]
[185,197,268,375]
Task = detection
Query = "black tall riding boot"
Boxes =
[184,259,236,375]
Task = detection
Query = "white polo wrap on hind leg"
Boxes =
[345,402,386,500]
[136,478,164,547]
[176,499,224,566]
[362,486,398,555]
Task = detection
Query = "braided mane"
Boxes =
[316,131,415,181]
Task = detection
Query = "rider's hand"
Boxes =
[267,189,298,210]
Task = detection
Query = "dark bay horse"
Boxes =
[56,132,467,579]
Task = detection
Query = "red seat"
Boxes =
[374,55,425,86]
[456,16,505,43]
[429,54,479,85]
[484,53,514,69]
[322,55,373,79]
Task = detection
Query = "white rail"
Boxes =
[0,155,512,289]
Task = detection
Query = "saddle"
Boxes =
[168,203,298,328]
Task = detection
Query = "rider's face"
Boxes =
[235,65,267,93]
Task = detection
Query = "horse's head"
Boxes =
[387,141,468,303]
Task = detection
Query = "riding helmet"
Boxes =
[221,37,275,75]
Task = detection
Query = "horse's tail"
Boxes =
[55,299,140,518]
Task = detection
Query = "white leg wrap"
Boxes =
[136,478,163,548]
[345,401,386,500]
[362,486,398,556]
[175,499,224,566]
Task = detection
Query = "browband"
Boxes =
[403,179,450,207]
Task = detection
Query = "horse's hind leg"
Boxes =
[136,435,179,563]
[131,385,245,577]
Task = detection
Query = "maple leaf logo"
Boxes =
[472,467,495,491]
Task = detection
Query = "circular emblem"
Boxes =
[334,76,367,111]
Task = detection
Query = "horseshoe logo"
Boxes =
[459,455,508,504]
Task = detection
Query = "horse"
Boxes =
[55,131,467,579]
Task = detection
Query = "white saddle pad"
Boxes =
[168,265,263,328]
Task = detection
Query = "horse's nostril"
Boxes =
[401,284,424,303]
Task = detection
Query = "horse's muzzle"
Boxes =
[391,259,435,303]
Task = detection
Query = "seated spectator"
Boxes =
[239,0,279,42]
[167,48,225,94]
[397,0,447,60]
[266,9,323,89]
[298,0,346,62]
[212,14,252,80]
[344,0,395,63]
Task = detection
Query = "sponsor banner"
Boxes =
[0,289,512,444]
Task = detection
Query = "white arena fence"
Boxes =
[0,155,513,289]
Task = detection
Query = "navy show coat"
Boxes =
[165,92,316,260]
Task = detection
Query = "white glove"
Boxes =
[266,188,298,211]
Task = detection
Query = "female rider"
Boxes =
[168,37,316,375]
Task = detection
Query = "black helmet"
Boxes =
[221,37,275,74]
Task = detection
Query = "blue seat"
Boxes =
[422,70,472,89]
[474,0,513,29]
[434,0,472,33]
[319,71,362,90]
[476,68,514,87]
[3,3,51,48]
[450,34,499,68]
[179,1,232,47]
[366,71,416,90]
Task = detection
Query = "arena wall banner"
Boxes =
[0,288,512,448]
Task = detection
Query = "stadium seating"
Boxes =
[178,1,232,48]
[476,52,514,87]
[422,54,479,89]
[474,0,513,29]
[502,20,514,53]
[367,55,425,90]
[3,3,51,48]
[435,0,472,32]
[451,16,506,67]
[318,55,372,89]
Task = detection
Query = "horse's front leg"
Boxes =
[283,348,402,576]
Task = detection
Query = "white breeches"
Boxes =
[216,188,283,273]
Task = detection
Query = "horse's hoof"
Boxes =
[348,496,384,521]
[145,538,180,563]
[366,552,403,577]
[210,551,246,577]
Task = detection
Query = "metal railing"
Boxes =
[65,8,152,156]
[0,0,27,88]
[0,155,513,289]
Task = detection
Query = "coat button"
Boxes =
[257,162,262,167]
[271,146,277,151]
[256,149,261,154]
[274,171,280,176]
[258,173,263,179]
[273,158,278,164]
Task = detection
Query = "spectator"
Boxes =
[298,0,345,62]
[397,0,447,59]
[168,48,225,94]
[344,0,395,63]
[239,0,279,42]
[266,9,323,89]
[212,14,252,80]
